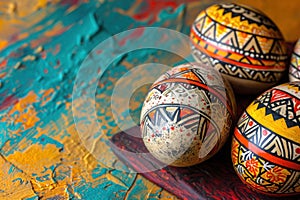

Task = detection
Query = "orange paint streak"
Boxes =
[30,37,50,49]
[0,72,6,78]
[0,59,7,68]
[44,23,72,37]
[40,88,55,107]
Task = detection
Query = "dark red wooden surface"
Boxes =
[111,125,300,200]
[111,93,300,200]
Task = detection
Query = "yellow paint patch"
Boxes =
[247,102,300,142]
[0,155,36,200]
[6,144,61,173]
[6,144,62,195]
[0,40,8,51]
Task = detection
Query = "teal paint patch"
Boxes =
[31,135,64,149]
[0,0,207,198]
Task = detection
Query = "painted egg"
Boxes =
[289,39,300,82]
[190,3,288,95]
[140,62,236,167]
[231,82,300,196]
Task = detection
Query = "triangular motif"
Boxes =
[243,36,262,54]
[270,89,292,103]
[165,107,181,121]
[203,23,216,40]
[239,56,252,64]
[218,30,239,48]
[181,71,201,82]
[269,40,284,55]
[194,15,206,32]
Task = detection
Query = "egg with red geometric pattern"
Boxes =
[190,3,288,95]
[232,82,300,196]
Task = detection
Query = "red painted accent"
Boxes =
[118,28,145,46]
[60,0,80,5]
[249,121,253,126]
[0,95,19,111]
[270,89,300,113]
[296,148,300,154]
[207,74,214,80]
[262,129,268,136]
[131,0,178,24]
[0,59,7,68]
[96,49,103,54]
[151,78,232,116]
[41,51,47,59]
[270,89,292,102]
[131,0,199,24]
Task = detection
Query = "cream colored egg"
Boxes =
[140,62,236,167]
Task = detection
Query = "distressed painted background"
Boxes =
[0,0,299,199]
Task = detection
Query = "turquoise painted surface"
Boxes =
[0,0,218,199]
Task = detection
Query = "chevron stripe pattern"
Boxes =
[232,82,300,195]
[140,63,235,167]
[289,39,300,82]
[190,3,288,85]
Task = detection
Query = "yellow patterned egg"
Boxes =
[140,62,236,167]
[190,3,288,95]
[289,39,300,82]
[231,82,300,196]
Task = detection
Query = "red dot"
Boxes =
[249,121,253,126]
[207,75,214,80]
[296,148,300,154]
[262,130,268,136]
[170,126,175,131]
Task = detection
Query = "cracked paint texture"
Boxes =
[0,0,299,199]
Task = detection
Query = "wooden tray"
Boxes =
[111,126,300,200]
[111,92,299,199]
